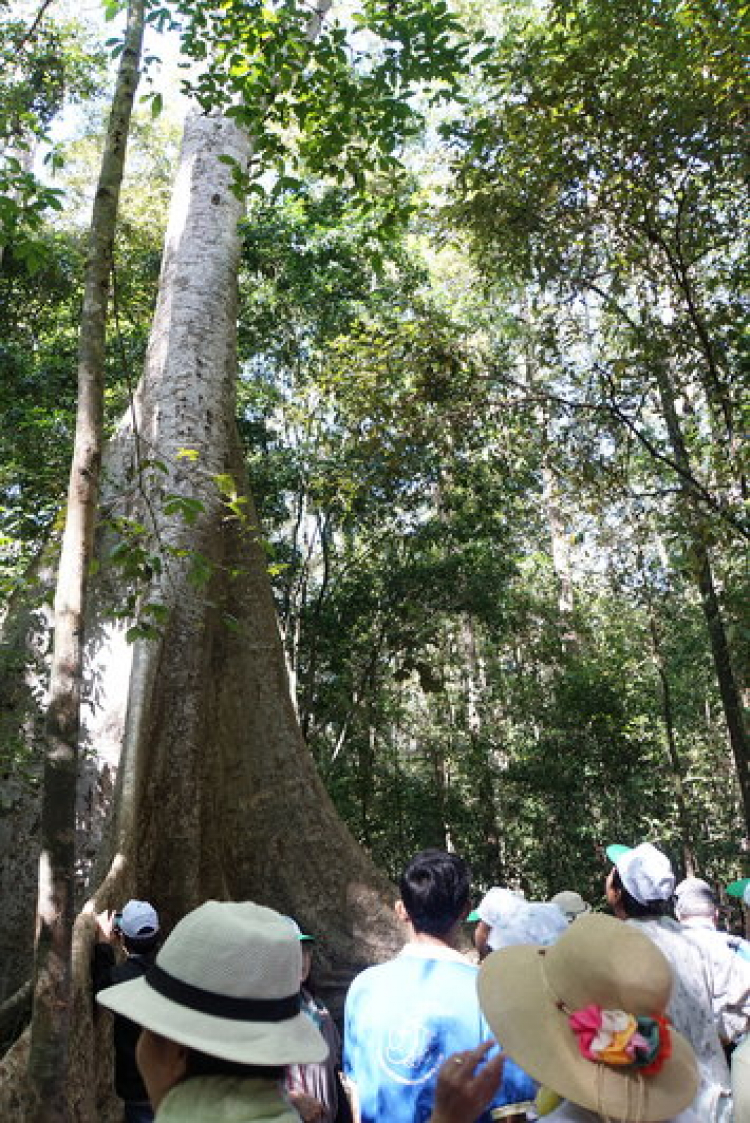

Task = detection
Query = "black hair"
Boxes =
[399,849,471,937]
[611,867,671,919]
[184,1048,285,1082]
[123,933,160,956]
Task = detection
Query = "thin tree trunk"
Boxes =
[653,360,750,834]
[692,544,750,818]
[648,215,744,499]
[542,461,580,653]
[521,294,578,648]
[28,4,145,1117]
[461,616,503,883]
[647,612,695,875]
[300,511,332,741]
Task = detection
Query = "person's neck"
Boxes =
[407,925,460,951]
[682,914,715,928]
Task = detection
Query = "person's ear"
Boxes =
[395,899,409,923]
[609,884,623,914]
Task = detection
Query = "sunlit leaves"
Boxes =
[445,0,747,542]
[170,0,476,213]
[0,7,105,261]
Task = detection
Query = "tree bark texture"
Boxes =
[0,554,54,1006]
[647,613,695,876]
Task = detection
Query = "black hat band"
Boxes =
[145,963,301,1021]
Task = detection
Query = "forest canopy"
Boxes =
[0,0,747,1004]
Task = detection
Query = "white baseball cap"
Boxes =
[614,844,675,905]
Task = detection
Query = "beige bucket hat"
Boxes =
[550,890,591,923]
[478,913,697,1122]
[97,900,329,1066]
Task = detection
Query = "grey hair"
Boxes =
[674,877,716,920]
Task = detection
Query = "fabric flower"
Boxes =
[637,1014,672,1076]
[569,1005,671,1072]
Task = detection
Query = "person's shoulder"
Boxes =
[631,916,688,942]
[112,954,152,984]
[397,946,479,979]
[347,950,476,1002]
[160,1074,297,1121]
[347,957,398,993]
[428,954,479,978]
[680,921,749,974]
[629,918,708,968]
[679,923,719,949]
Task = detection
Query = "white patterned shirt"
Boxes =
[628,917,732,1123]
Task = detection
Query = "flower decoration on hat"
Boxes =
[569,1004,672,1076]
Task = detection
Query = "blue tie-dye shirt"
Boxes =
[343,944,535,1123]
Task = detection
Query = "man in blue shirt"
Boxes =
[343,850,535,1123]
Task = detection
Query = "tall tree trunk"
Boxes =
[1,108,401,1122]
[92,109,400,952]
[653,360,750,834]
[1,9,403,1118]
[28,4,145,1118]
[521,294,579,648]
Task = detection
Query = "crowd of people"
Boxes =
[93,843,750,1122]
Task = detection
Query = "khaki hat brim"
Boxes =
[97,974,329,1067]
[478,941,698,1122]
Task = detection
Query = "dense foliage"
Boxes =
[1,0,748,908]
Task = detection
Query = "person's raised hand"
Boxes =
[95,908,115,943]
[428,1040,505,1123]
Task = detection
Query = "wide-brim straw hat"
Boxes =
[478,913,697,1122]
[97,900,328,1066]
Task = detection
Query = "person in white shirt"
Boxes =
[674,876,750,1045]
[605,843,732,1121]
